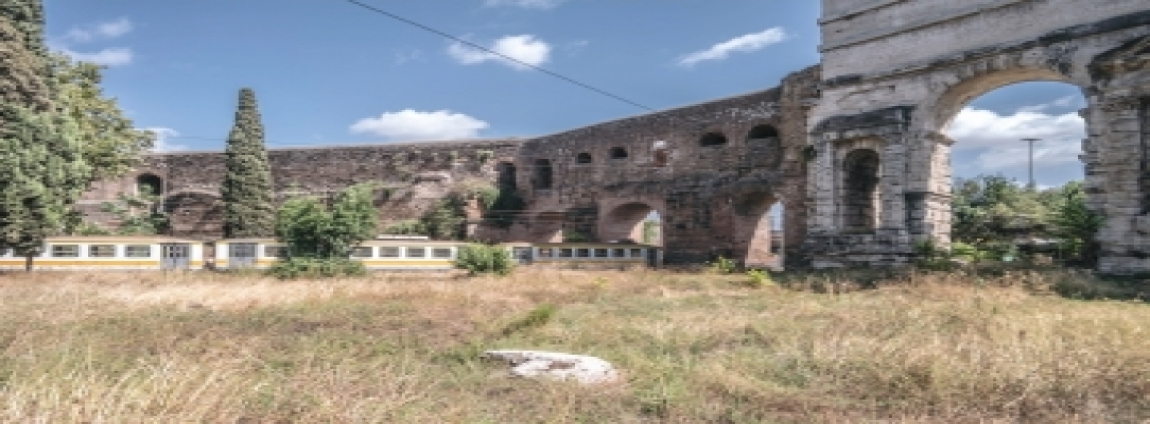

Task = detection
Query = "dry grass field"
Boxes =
[1,268,1149,423]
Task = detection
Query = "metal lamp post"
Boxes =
[1021,138,1041,189]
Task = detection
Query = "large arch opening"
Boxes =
[530,211,565,243]
[939,80,1090,261]
[732,192,784,269]
[600,202,662,246]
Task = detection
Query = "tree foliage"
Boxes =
[274,183,378,259]
[454,244,515,276]
[48,53,154,182]
[222,88,275,238]
[94,186,169,236]
[951,176,1102,264]
[0,1,91,269]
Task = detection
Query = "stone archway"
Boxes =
[807,2,1150,272]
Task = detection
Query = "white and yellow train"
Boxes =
[0,236,661,272]
[0,236,207,271]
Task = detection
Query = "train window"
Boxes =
[125,245,152,258]
[612,248,627,258]
[51,245,80,258]
[432,248,453,259]
[630,248,644,258]
[380,247,401,258]
[264,246,286,258]
[538,248,553,258]
[408,247,427,258]
[576,249,590,258]
[89,245,117,258]
[351,247,374,258]
[0,248,10,257]
[594,248,609,258]
[558,249,573,258]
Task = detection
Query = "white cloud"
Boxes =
[946,106,1086,172]
[448,35,551,70]
[61,48,134,67]
[64,18,133,43]
[484,0,564,9]
[145,127,187,152]
[1017,95,1081,113]
[678,27,789,67]
[350,110,489,141]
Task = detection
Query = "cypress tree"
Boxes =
[0,0,90,270]
[221,88,275,238]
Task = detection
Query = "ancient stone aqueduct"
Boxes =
[83,0,1150,273]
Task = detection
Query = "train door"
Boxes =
[161,244,191,270]
[229,243,258,269]
[512,246,533,265]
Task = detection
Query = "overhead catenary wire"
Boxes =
[337,0,656,112]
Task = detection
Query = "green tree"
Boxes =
[271,184,378,278]
[221,88,275,238]
[1052,181,1103,266]
[951,175,1054,247]
[95,186,170,236]
[0,1,91,270]
[48,53,154,183]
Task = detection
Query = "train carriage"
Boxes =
[215,237,465,272]
[505,242,662,270]
[0,236,206,271]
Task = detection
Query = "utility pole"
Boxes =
[1021,138,1040,189]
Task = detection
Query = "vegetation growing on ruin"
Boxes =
[222,88,276,238]
[1,268,1148,422]
[74,186,170,236]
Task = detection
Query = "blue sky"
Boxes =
[46,0,1085,187]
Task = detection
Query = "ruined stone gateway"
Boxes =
[83,0,1150,273]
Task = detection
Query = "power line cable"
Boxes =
[337,0,656,112]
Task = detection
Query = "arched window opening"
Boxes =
[842,149,881,233]
[576,153,593,164]
[497,162,517,189]
[609,147,629,159]
[136,174,163,196]
[747,125,779,140]
[652,140,669,167]
[700,132,728,147]
[533,159,553,190]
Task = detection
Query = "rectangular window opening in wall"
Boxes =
[408,247,427,258]
[264,246,286,258]
[52,245,80,258]
[125,245,152,258]
[380,247,401,258]
[89,245,116,258]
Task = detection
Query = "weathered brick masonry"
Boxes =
[81,0,1150,273]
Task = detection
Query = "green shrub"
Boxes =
[454,244,516,276]
[499,304,556,337]
[745,269,773,288]
[268,257,366,279]
[708,256,737,274]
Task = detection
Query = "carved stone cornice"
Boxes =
[925,131,956,147]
